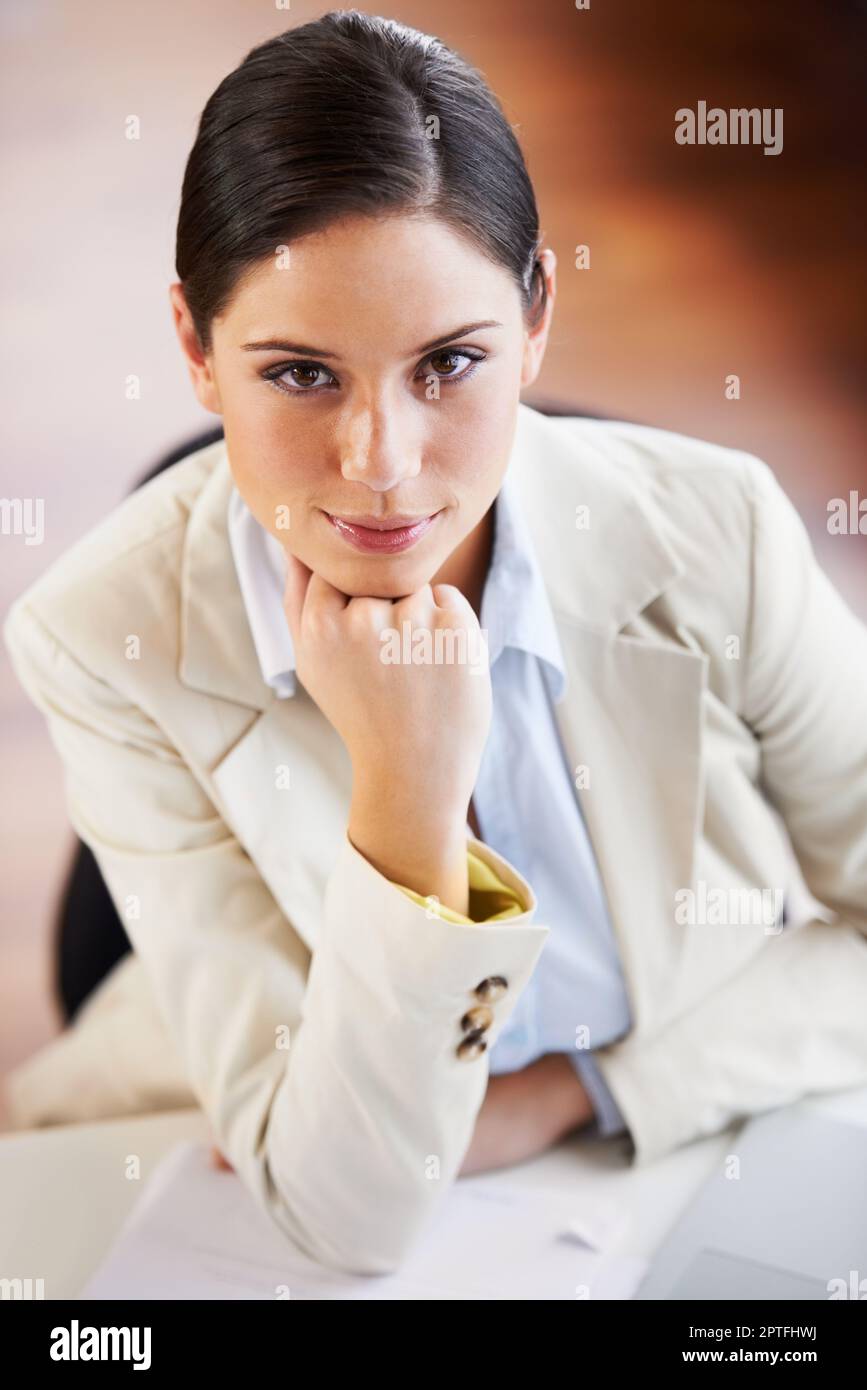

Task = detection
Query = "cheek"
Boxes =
[433,406,515,495]
[226,418,322,510]
[224,386,321,475]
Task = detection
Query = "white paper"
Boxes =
[79,1141,647,1301]
[561,1196,630,1252]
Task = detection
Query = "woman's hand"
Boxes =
[283,552,492,807]
[458,1053,595,1176]
[283,552,493,913]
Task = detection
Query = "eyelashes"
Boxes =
[261,346,487,397]
[262,361,334,394]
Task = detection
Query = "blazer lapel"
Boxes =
[508,407,708,1031]
[208,693,354,954]
[549,621,706,1031]
[178,440,352,950]
[179,443,274,712]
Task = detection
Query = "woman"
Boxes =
[4,11,867,1277]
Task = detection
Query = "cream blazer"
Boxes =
[4,403,867,1274]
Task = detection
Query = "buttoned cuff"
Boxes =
[568,1049,629,1137]
[393,846,528,924]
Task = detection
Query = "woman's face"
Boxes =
[171,213,555,599]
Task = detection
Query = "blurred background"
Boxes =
[1,0,865,1122]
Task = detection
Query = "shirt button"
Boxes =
[456,1029,488,1061]
[460,1004,494,1034]
[473,975,508,1003]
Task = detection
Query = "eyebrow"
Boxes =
[240,320,503,359]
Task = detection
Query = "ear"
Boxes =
[520,247,557,390]
[168,283,223,415]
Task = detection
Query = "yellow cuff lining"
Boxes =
[394,846,527,924]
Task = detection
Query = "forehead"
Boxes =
[216,212,520,342]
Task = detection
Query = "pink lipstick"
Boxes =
[323,509,442,553]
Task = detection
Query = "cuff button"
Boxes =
[460,1004,493,1033]
[457,1029,488,1061]
[473,975,508,1002]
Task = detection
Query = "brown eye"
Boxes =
[420,347,485,384]
[262,359,336,394]
[429,350,462,375]
[288,363,322,388]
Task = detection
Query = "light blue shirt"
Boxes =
[227,474,631,1138]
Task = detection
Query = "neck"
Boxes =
[431,502,495,622]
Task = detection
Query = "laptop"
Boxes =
[635,1100,867,1299]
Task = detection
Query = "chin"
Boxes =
[334,557,434,601]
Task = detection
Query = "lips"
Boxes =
[323,509,442,554]
[329,513,435,530]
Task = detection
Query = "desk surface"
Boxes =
[2,1088,866,1299]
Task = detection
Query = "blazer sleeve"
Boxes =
[398,865,631,1138]
[2,599,550,1275]
[590,455,867,1165]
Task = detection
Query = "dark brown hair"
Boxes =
[175,10,547,355]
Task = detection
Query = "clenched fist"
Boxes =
[283,552,493,915]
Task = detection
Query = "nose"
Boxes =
[338,402,422,492]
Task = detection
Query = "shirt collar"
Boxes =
[479,471,566,700]
[227,471,566,703]
[227,488,299,699]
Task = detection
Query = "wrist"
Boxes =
[352,766,467,826]
[534,1053,595,1143]
[350,773,468,854]
[348,783,470,915]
